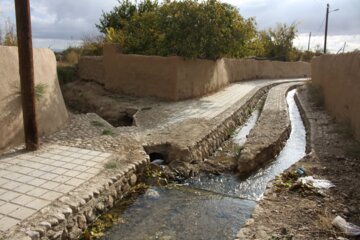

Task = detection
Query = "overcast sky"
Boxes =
[1,0,359,52]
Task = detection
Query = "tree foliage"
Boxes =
[257,23,298,61]
[98,0,259,60]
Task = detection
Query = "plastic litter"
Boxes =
[296,167,306,176]
[332,215,360,236]
[297,176,335,189]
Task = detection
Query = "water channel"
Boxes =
[99,89,306,240]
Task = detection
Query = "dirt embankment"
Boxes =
[237,85,360,240]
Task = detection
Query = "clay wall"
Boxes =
[311,52,360,140]
[78,56,104,84]
[224,58,310,82]
[0,46,69,152]
[79,44,310,101]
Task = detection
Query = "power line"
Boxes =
[315,16,326,35]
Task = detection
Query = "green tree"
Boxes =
[96,0,159,34]
[99,0,259,60]
[259,23,297,61]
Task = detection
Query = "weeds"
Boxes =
[306,81,324,107]
[35,83,47,101]
[233,144,244,157]
[57,64,78,85]
[91,120,105,127]
[101,129,114,136]
[104,159,119,169]
[226,127,236,138]
[13,82,47,101]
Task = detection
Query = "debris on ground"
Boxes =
[298,176,335,189]
[332,216,360,237]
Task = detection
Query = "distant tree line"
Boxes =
[0,19,17,46]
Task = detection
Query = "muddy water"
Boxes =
[101,89,305,240]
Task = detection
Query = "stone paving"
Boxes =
[0,145,112,233]
[135,78,307,128]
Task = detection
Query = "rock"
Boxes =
[130,174,137,186]
[52,213,65,222]
[85,209,96,222]
[61,207,73,217]
[47,218,59,227]
[236,228,251,239]
[96,202,105,212]
[68,227,82,240]
[108,195,114,208]
[77,214,87,230]
[39,221,51,230]
[255,229,268,239]
[245,218,254,226]
[26,230,40,240]
[144,189,160,200]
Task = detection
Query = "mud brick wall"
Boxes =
[311,52,360,141]
[79,44,310,101]
[0,46,69,152]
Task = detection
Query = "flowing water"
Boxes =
[101,89,306,240]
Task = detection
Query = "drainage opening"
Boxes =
[102,108,138,127]
[149,152,165,162]
[144,144,171,163]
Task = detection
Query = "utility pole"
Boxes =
[308,32,311,51]
[14,0,39,151]
[324,3,339,54]
[324,4,329,54]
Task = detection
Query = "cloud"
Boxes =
[294,33,360,53]
[1,0,118,40]
[224,0,360,35]
[1,0,359,51]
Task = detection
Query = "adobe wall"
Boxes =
[311,52,360,140]
[0,46,69,152]
[224,58,310,82]
[79,44,310,101]
[78,56,104,84]
[175,58,229,100]
[103,45,178,100]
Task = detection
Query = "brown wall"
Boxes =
[224,58,310,82]
[79,44,310,101]
[312,52,360,141]
[103,45,178,100]
[78,56,104,84]
[0,46,69,152]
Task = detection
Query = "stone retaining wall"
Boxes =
[237,82,302,176]
[311,52,360,141]
[146,83,284,178]
[3,157,148,240]
[0,46,69,152]
[79,44,310,101]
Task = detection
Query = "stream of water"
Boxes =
[101,89,306,240]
